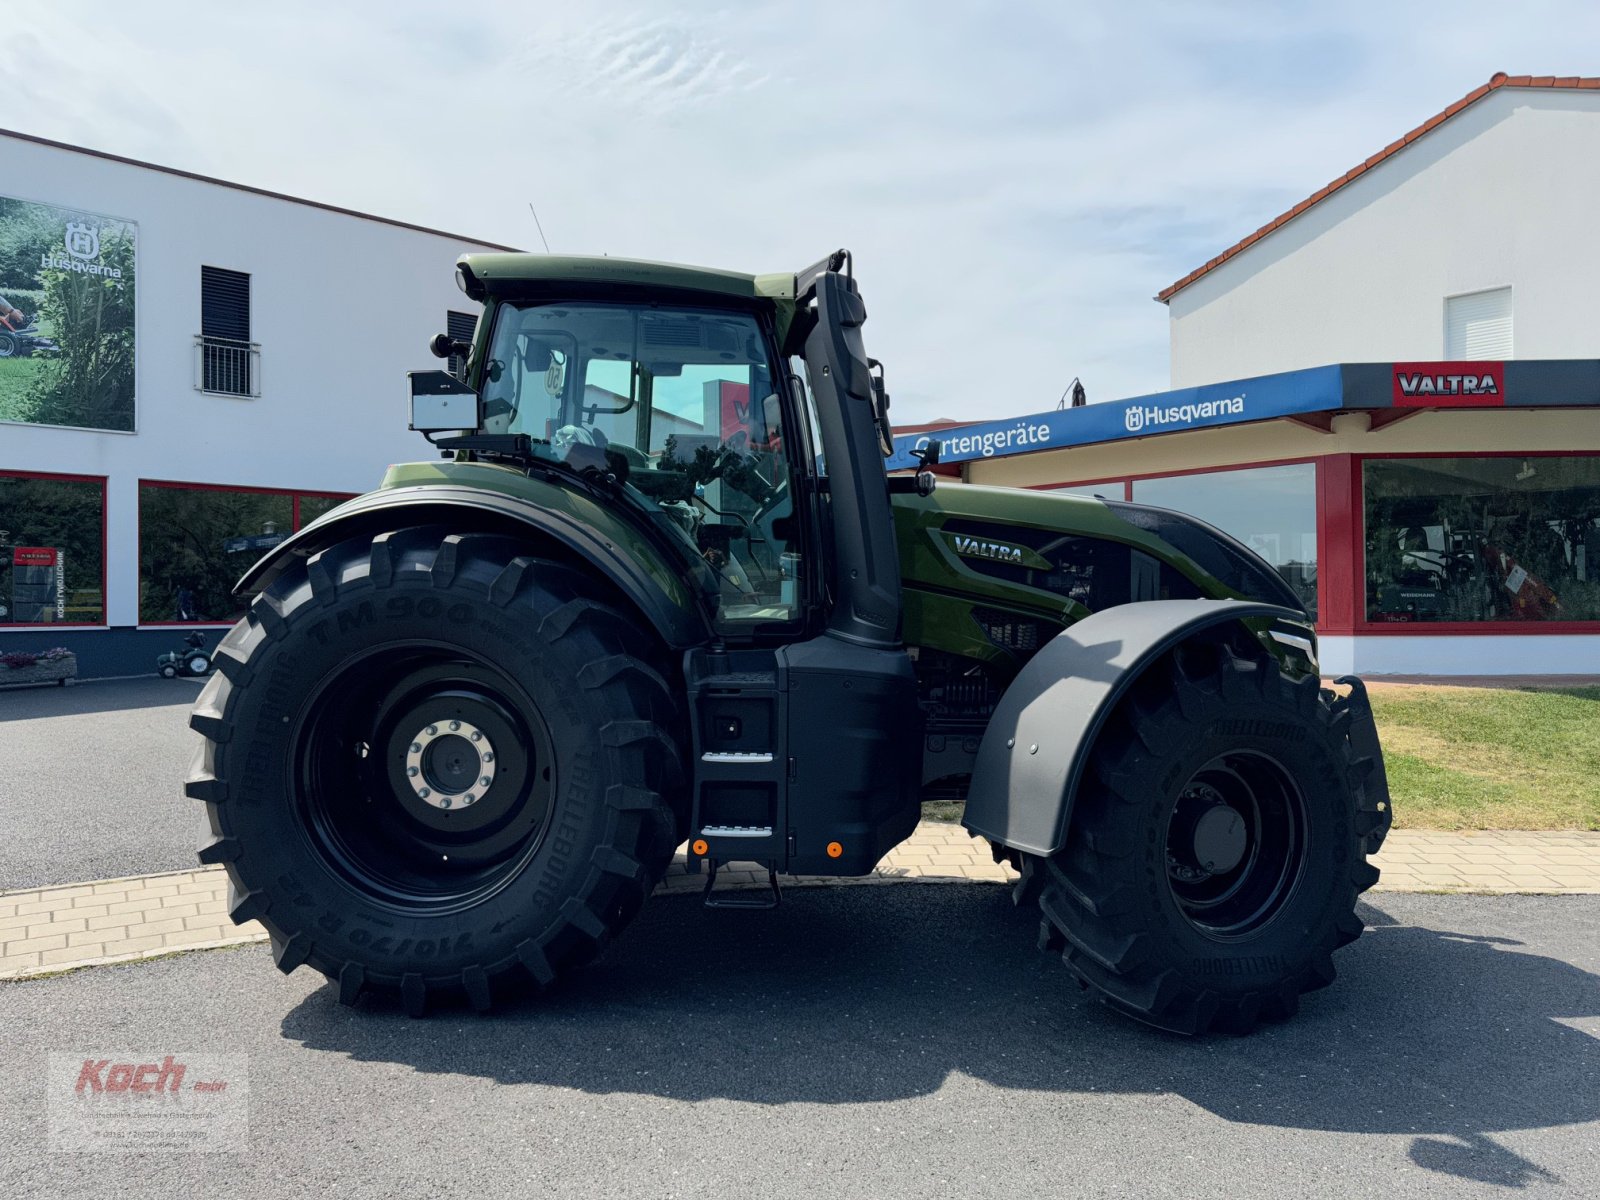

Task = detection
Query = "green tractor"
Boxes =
[189,250,1391,1033]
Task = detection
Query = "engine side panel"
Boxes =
[892,486,1316,798]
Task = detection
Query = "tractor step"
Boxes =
[702,861,782,910]
[686,646,789,877]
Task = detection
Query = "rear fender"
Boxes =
[962,599,1304,857]
[233,485,712,650]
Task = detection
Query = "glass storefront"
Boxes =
[1131,462,1319,618]
[1365,456,1600,623]
[138,484,354,623]
[296,492,349,527]
[0,471,105,624]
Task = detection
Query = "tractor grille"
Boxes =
[972,606,1047,654]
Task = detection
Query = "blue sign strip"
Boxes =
[885,364,1345,470]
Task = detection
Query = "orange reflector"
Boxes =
[826,841,844,859]
[691,838,709,856]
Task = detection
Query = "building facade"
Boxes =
[1164,74,1600,388]
[0,129,510,677]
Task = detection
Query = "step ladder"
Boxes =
[685,648,788,909]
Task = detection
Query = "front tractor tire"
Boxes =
[1025,640,1390,1035]
[187,528,683,1014]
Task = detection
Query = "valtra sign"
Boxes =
[1392,362,1506,407]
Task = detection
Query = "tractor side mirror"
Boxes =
[409,370,480,432]
[429,332,471,361]
[912,438,941,468]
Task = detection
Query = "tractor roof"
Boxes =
[458,253,796,304]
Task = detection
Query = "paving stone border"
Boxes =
[3,825,1597,981]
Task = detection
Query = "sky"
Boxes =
[5,1,1600,424]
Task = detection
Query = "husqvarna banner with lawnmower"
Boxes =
[0,193,137,433]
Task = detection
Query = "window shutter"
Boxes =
[446,310,477,376]
[200,267,253,394]
[201,267,251,341]
[1445,287,1512,359]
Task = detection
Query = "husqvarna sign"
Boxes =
[885,365,1342,470]
[1123,394,1245,434]
[0,193,138,433]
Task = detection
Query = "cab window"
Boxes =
[482,302,803,628]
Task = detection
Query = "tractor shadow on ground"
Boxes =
[280,887,1600,1189]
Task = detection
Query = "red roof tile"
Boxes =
[1158,72,1600,302]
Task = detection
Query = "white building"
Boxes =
[1165,73,1600,388]
[0,127,510,677]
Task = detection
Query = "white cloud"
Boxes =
[7,0,1600,422]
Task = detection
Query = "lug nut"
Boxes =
[450,720,461,731]
[407,767,419,778]
[483,752,494,763]
[480,775,491,787]
[470,731,482,742]
[463,793,475,804]
[419,787,431,798]
[427,724,438,735]
[440,796,452,808]
[411,742,422,753]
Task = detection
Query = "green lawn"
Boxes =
[0,355,48,422]
[922,684,1600,832]
[1369,684,1600,831]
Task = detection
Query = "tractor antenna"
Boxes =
[526,202,552,254]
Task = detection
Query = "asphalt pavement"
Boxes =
[3,887,1597,1198]
[0,677,204,889]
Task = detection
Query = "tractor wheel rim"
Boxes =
[293,642,555,913]
[1163,751,1307,939]
[403,719,496,809]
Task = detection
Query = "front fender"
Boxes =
[234,482,713,650]
[962,599,1304,858]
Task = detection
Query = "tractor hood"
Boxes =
[891,483,1307,627]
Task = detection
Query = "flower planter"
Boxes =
[0,652,77,687]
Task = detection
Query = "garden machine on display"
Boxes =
[187,251,1391,1034]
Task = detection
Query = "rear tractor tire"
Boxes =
[187,527,685,1014]
[1028,639,1390,1035]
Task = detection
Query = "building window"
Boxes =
[1445,287,1512,360]
[197,266,259,396]
[295,492,351,527]
[446,310,477,377]
[0,471,106,624]
[1131,462,1318,618]
[138,483,355,624]
[1365,456,1600,624]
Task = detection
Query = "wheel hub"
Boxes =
[404,719,496,809]
[1163,752,1307,939]
[1191,803,1247,875]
